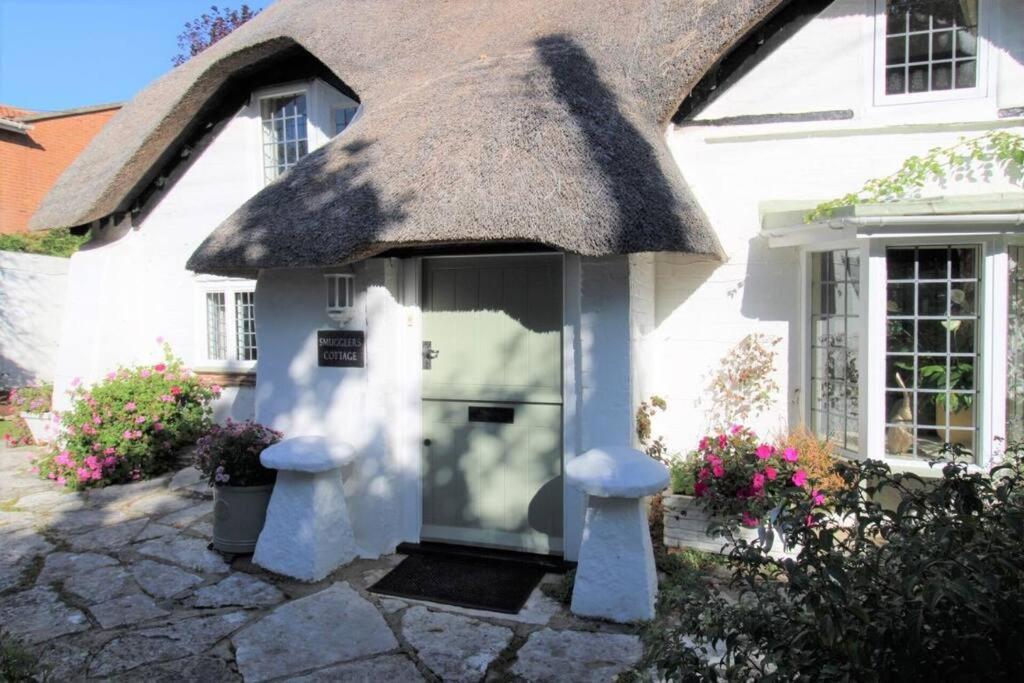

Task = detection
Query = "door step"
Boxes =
[397,541,573,573]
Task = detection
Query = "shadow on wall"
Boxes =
[0,254,68,386]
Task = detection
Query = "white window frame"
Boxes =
[798,231,1020,473]
[324,272,356,326]
[194,278,258,372]
[872,0,990,107]
[257,84,311,185]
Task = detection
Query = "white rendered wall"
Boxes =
[0,251,69,385]
[50,78,353,417]
[647,0,1024,458]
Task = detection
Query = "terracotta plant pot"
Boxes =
[20,412,53,445]
[662,493,799,559]
[213,484,273,554]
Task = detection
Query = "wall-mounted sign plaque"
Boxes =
[317,330,365,368]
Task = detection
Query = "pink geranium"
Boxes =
[811,489,826,506]
[752,472,766,492]
[153,363,167,373]
[792,470,808,487]
[755,444,773,460]
[124,402,136,412]
[764,466,778,480]
[783,447,799,463]
[741,511,759,528]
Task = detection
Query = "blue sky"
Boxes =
[0,0,273,112]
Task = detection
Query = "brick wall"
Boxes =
[0,107,119,234]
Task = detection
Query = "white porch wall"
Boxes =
[51,78,354,417]
[0,252,69,385]
[647,0,1024,458]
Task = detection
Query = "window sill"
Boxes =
[837,450,985,477]
[195,366,257,388]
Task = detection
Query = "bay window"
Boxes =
[804,237,1020,467]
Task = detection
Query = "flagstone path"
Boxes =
[0,446,642,681]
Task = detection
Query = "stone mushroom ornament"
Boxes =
[566,446,669,623]
[253,436,358,581]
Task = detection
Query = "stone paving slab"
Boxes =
[89,593,170,629]
[64,564,139,604]
[130,559,204,599]
[136,535,230,573]
[401,606,514,682]
[37,551,118,585]
[0,586,90,644]
[233,582,398,683]
[510,628,643,682]
[289,654,425,682]
[193,573,285,609]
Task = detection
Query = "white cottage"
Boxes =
[31,0,1024,564]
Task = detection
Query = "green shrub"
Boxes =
[36,343,218,489]
[0,228,87,258]
[669,459,695,495]
[638,443,1024,681]
[194,420,282,487]
[0,630,43,682]
[8,384,52,414]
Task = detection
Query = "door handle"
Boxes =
[422,341,440,369]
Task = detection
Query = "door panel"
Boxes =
[421,255,563,553]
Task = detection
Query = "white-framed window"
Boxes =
[799,235,1024,469]
[333,106,358,136]
[197,280,258,368]
[809,250,862,451]
[874,0,985,104]
[883,245,980,459]
[325,273,356,325]
[261,91,309,183]
[1009,245,1024,444]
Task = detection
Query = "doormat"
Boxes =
[370,553,547,614]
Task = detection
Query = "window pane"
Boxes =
[205,293,226,361]
[883,0,979,95]
[1009,246,1024,444]
[260,94,309,182]
[884,245,981,460]
[810,251,861,451]
[234,291,258,361]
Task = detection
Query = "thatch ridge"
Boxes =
[29,0,785,275]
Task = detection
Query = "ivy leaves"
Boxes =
[807,130,1024,223]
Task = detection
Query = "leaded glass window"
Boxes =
[334,106,357,136]
[235,291,258,361]
[884,246,980,459]
[810,250,861,450]
[205,293,227,361]
[1009,246,1023,445]
[884,0,979,95]
[261,93,309,183]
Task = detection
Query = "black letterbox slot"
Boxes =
[468,406,515,424]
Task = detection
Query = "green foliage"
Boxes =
[36,343,217,489]
[636,396,671,464]
[0,228,87,258]
[194,420,282,487]
[705,334,781,432]
[0,630,43,682]
[0,416,33,448]
[638,442,1024,682]
[808,130,1024,222]
[8,384,52,414]
[669,459,696,495]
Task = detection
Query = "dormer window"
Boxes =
[261,92,309,183]
[876,0,984,103]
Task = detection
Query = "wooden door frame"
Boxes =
[394,252,585,560]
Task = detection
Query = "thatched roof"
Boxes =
[31,0,784,276]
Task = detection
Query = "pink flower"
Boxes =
[783,447,799,463]
[103,447,116,456]
[730,424,743,435]
[124,402,136,412]
[122,430,135,440]
[56,476,66,486]
[170,386,182,396]
[792,470,808,487]
[133,430,142,439]
[103,456,117,467]
[765,466,778,481]
[211,384,223,396]
[698,467,711,481]
[811,489,826,506]
[717,434,728,449]
[160,395,174,403]
[154,363,167,373]
[741,511,759,528]
[805,514,816,528]
[153,422,164,432]
[106,372,117,381]
[76,467,90,480]
[140,369,152,379]
[755,444,772,460]
[84,456,99,469]
[694,481,708,497]
[698,437,709,451]
[30,466,39,474]
[70,377,81,387]
[135,415,146,424]
[156,336,165,344]
[752,472,766,491]
[712,463,725,478]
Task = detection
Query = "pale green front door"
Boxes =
[421,255,563,553]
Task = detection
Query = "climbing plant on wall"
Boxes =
[807,130,1024,222]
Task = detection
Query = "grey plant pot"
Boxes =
[213,484,273,554]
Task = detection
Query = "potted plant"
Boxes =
[663,426,838,558]
[11,384,54,445]
[196,419,283,554]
